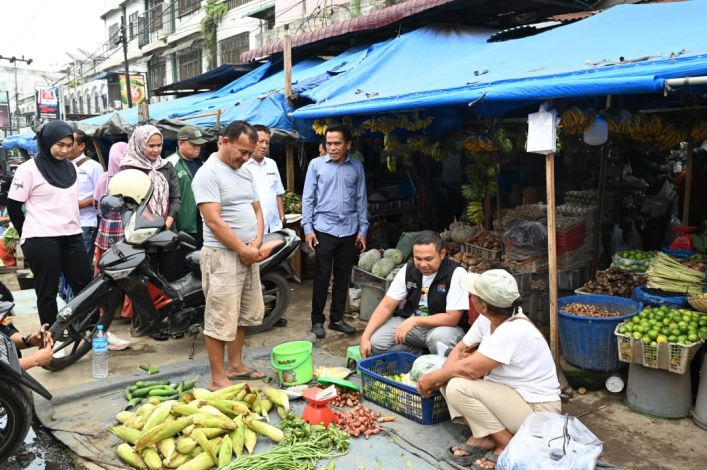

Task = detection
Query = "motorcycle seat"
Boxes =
[169,273,203,296]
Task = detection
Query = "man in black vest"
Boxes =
[360,231,468,357]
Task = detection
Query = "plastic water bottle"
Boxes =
[92,325,109,379]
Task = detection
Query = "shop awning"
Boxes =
[153,63,257,96]
[293,1,707,119]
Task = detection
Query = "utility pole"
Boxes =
[120,15,132,108]
[0,55,33,133]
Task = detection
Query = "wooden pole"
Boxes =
[92,137,107,170]
[546,152,559,363]
[283,34,295,191]
[683,141,694,225]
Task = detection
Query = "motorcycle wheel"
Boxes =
[246,272,290,335]
[0,379,33,464]
[44,292,122,371]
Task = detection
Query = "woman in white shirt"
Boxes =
[417,269,560,470]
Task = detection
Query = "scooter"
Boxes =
[45,185,300,372]
[0,299,52,464]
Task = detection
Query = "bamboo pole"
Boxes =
[92,137,106,170]
[683,141,694,225]
[283,34,294,191]
[546,152,559,363]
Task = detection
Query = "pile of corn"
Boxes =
[112,383,290,469]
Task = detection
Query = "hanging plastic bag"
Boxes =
[497,412,603,470]
[626,221,643,251]
[610,224,627,255]
[502,221,548,259]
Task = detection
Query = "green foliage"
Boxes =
[201,0,229,70]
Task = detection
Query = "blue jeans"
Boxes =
[81,226,97,255]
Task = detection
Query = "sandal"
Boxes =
[445,443,488,466]
[227,369,266,380]
[472,451,500,470]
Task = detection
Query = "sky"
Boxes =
[0,0,105,71]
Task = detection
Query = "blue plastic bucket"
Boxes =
[558,294,643,371]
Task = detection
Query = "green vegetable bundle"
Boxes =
[646,252,706,296]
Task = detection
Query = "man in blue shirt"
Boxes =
[302,125,368,339]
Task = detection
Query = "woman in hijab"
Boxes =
[7,120,92,327]
[120,125,181,229]
[120,125,181,281]
[93,141,128,262]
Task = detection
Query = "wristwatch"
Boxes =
[22,334,32,348]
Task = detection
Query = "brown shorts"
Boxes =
[200,247,264,342]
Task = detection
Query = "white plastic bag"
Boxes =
[497,412,602,470]
[409,354,446,382]
[610,223,627,255]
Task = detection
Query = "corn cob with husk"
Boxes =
[263,386,290,412]
[142,400,175,433]
[218,434,232,468]
[159,437,177,466]
[111,426,141,445]
[175,436,197,454]
[164,452,190,469]
[209,383,248,401]
[142,448,163,470]
[191,429,218,465]
[198,427,227,439]
[191,413,236,430]
[244,426,257,455]
[230,417,245,458]
[203,399,250,418]
[245,415,284,443]
[116,411,134,424]
[117,442,147,469]
[135,416,193,452]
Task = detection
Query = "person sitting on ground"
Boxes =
[416,269,561,470]
[359,230,469,358]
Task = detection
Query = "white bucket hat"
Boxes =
[459,269,520,308]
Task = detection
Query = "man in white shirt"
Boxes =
[68,129,104,255]
[244,125,286,233]
[360,231,468,357]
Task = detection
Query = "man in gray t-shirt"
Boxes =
[192,121,266,391]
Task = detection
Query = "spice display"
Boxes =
[581,268,646,297]
[560,303,622,318]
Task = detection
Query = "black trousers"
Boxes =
[23,235,92,326]
[311,230,356,325]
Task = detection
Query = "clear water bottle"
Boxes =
[92,325,108,379]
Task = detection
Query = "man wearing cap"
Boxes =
[360,230,468,358]
[167,126,207,249]
[243,125,286,234]
[416,269,560,470]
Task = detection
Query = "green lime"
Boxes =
[642,336,651,344]
[688,333,698,342]
[633,332,643,340]
[668,335,678,343]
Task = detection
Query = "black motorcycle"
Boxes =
[0,301,52,464]
[46,190,300,372]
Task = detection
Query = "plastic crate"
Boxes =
[357,352,449,425]
[558,295,643,371]
[615,323,704,374]
[464,243,501,260]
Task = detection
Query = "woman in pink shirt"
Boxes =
[7,120,92,327]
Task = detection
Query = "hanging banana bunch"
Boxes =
[466,202,484,224]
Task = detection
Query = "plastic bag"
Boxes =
[409,354,446,382]
[610,224,627,255]
[497,412,602,470]
[626,221,643,251]
[502,221,548,259]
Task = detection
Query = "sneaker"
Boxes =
[107,332,131,351]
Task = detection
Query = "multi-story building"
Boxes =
[0,65,63,132]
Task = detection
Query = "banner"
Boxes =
[0,91,9,128]
[119,74,146,106]
[36,86,61,121]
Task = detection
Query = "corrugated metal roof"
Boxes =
[240,0,458,62]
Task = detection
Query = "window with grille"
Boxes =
[129,11,139,39]
[219,32,249,65]
[149,1,163,32]
[148,56,167,92]
[227,0,250,10]
[178,45,202,80]
[179,0,201,17]
[108,23,120,42]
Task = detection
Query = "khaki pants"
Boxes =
[200,247,264,342]
[443,377,561,438]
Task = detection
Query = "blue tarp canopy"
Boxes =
[293,1,707,119]
[2,132,37,153]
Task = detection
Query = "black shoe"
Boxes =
[151,332,169,341]
[312,323,325,339]
[329,320,356,335]
[275,318,288,327]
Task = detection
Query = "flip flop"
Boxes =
[228,369,266,380]
[472,451,500,470]
[446,443,488,466]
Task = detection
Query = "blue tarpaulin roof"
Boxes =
[293,1,707,119]
[2,133,37,153]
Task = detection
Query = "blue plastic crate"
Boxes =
[357,352,449,425]
[558,294,643,371]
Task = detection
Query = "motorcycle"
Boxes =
[0,298,52,463]
[46,174,300,372]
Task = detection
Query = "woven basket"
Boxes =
[688,293,707,313]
